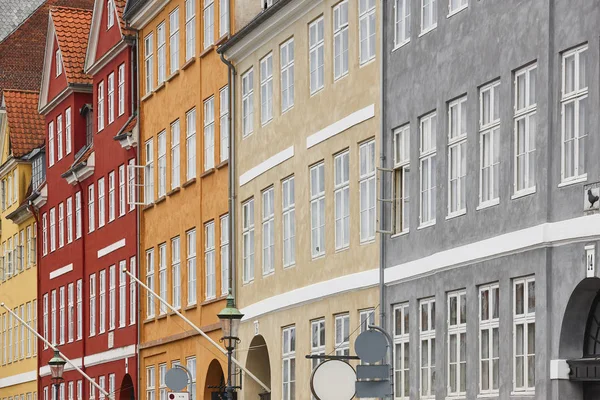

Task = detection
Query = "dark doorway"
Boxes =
[119,373,135,400]
[584,382,600,400]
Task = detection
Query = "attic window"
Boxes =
[107,0,115,29]
[262,0,273,9]
[55,50,63,77]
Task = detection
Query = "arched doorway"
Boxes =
[118,374,134,400]
[244,335,271,400]
[204,359,225,400]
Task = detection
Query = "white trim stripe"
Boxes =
[49,263,73,279]
[97,238,126,258]
[38,345,136,376]
[0,370,37,388]
[239,146,294,186]
[39,357,82,377]
[306,104,375,149]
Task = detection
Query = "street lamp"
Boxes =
[218,293,244,400]
[49,349,66,400]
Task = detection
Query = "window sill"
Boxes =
[310,87,325,98]
[202,295,226,306]
[262,271,275,279]
[168,187,180,196]
[216,160,229,169]
[447,4,468,18]
[215,35,229,46]
[283,263,296,270]
[200,45,215,58]
[419,25,437,37]
[156,314,167,320]
[476,198,500,211]
[141,92,153,102]
[144,318,155,324]
[155,82,166,93]
[243,279,254,286]
[511,186,536,200]
[142,203,154,211]
[168,308,181,316]
[445,396,466,400]
[390,230,409,239]
[417,220,436,230]
[446,209,466,220]
[201,168,215,178]
[510,391,535,397]
[359,57,376,68]
[392,39,410,52]
[476,393,499,398]
[558,174,587,188]
[311,253,326,261]
[185,304,197,311]
[360,238,376,245]
[182,57,196,70]
[155,196,166,205]
[261,117,273,127]
[182,178,196,188]
[167,70,179,82]
[335,246,349,254]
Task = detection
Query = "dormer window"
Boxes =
[55,49,63,77]
[81,104,94,146]
[107,0,115,29]
[32,153,46,191]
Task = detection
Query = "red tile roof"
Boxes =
[114,0,134,36]
[51,6,93,85]
[2,90,45,157]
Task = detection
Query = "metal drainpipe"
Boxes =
[378,0,386,330]
[26,200,40,393]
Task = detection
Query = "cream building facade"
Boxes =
[219,0,381,398]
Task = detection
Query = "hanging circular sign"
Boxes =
[310,359,356,400]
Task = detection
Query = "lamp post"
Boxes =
[49,349,66,400]
[218,293,244,400]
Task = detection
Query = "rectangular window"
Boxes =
[128,159,136,210]
[220,215,229,295]
[310,319,325,375]
[67,283,74,343]
[159,364,167,400]
[144,33,154,94]
[56,49,63,76]
[205,222,216,299]
[49,208,56,252]
[185,0,196,60]
[42,213,47,255]
[282,326,296,400]
[513,276,535,393]
[26,302,32,355]
[99,270,106,333]
[448,97,467,215]
[43,294,48,346]
[172,237,181,308]
[334,314,350,356]
[118,64,125,116]
[75,191,82,238]
[186,108,197,180]
[107,0,115,27]
[242,199,255,283]
[171,120,181,189]
[394,0,410,47]
[159,244,167,315]
[58,203,64,248]
[119,165,126,216]
[146,367,156,400]
[98,81,105,131]
[219,0,229,36]
[447,291,466,396]
[419,112,437,225]
[49,121,55,167]
[145,139,155,203]
[334,151,350,250]
[109,375,115,400]
[359,0,376,64]
[146,249,155,318]
[204,97,215,170]
[89,274,96,336]
[260,53,273,125]
[280,38,294,112]
[65,107,72,154]
[421,0,437,33]
[66,198,73,243]
[420,298,435,398]
[479,81,500,205]
[98,177,106,227]
[333,1,349,80]
[57,115,63,160]
[479,283,499,394]
[77,279,82,339]
[282,177,295,267]
[130,257,136,325]
[187,357,197,398]
[187,229,197,305]
[241,69,254,137]
[310,163,325,258]
[449,0,467,14]
[514,64,537,193]
[360,140,376,242]
[158,131,166,197]
[261,187,274,275]
[394,125,410,233]
[394,303,410,399]
[170,8,180,74]
[203,0,214,48]
[309,17,324,94]
[219,87,229,162]
[109,265,116,330]
[107,72,115,124]
[157,22,166,85]
[88,184,95,232]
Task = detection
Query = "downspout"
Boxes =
[26,200,40,385]
[378,0,386,329]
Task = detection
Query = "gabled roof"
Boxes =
[2,90,45,157]
[114,0,135,35]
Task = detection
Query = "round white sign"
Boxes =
[310,360,356,400]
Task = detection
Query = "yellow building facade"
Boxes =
[0,90,44,400]
[124,0,233,398]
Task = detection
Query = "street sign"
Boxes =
[356,364,390,380]
[355,381,392,398]
[166,368,189,391]
[310,360,356,400]
[168,393,189,400]
[355,330,387,363]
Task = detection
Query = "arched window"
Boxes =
[584,291,600,357]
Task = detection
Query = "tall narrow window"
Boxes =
[57,115,63,160]
[333,1,349,80]
[334,314,350,356]
[65,107,72,154]
[479,283,499,394]
[419,112,437,226]
[282,326,296,400]
[204,97,215,170]
[242,199,255,283]
[310,163,325,258]
[420,298,435,398]
[129,257,136,325]
[309,17,325,94]
[262,187,274,275]
[170,8,180,74]
[146,249,155,318]
[109,265,116,330]
[77,279,82,339]
[282,177,295,267]
[146,367,156,400]
[27,301,33,355]
[157,22,166,85]
[260,53,273,125]
[360,140,376,242]
[56,49,63,76]
[241,69,254,137]
[107,0,115,28]
[187,229,197,305]
[280,39,294,112]
[108,171,115,222]
[172,237,181,308]
[205,222,216,299]
[187,357,197,398]
[67,283,74,342]
[359,0,376,64]
[310,319,326,374]
[394,303,410,399]
[219,87,229,162]
[48,121,55,167]
[75,191,82,239]
[107,72,115,124]
[203,0,214,48]
[394,0,410,47]
[145,139,155,204]
[514,276,535,393]
[219,0,229,36]
[119,165,126,216]
[514,64,537,194]
[89,275,96,336]
[50,208,56,252]
[99,270,106,333]
[185,0,196,60]
[479,81,500,205]
[60,287,66,343]
[158,244,167,315]
[118,64,125,116]
[158,131,166,198]
[98,177,106,227]
[66,198,73,244]
[220,215,229,295]
[186,108,197,180]
[171,120,181,189]
[447,291,466,396]
[128,159,136,210]
[144,33,154,94]
[88,184,95,233]
[421,0,437,33]
[334,151,350,249]
[98,81,105,131]
[394,125,410,234]
[58,203,64,248]
[448,97,467,215]
[43,213,48,255]
[159,364,167,400]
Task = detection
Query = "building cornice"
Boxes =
[86,39,129,76]
[126,0,170,29]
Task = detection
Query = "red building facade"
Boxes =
[36,2,138,399]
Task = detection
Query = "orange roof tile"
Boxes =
[113,0,134,36]
[51,6,93,85]
[2,89,45,157]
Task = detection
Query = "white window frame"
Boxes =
[334,314,350,356]
[129,257,136,325]
[334,151,350,250]
[58,203,64,248]
[205,222,216,300]
[186,108,197,180]
[109,265,116,330]
[49,208,56,252]
[146,249,155,318]
[394,0,410,48]
[108,171,115,222]
[261,187,274,276]
[310,319,325,374]
[158,131,167,198]
[242,198,255,283]
[66,198,73,244]
[309,17,325,94]
[98,81,105,131]
[119,165,126,216]
[55,49,63,76]
[48,121,54,167]
[260,53,273,125]
[282,326,296,400]
[394,303,410,399]
[419,112,437,227]
[241,69,254,137]
[448,0,467,16]
[76,191,82,238]
[203,0,214,49]
[333,1,349,81]
[88,184,95,233]
[310,162,325,258]
[419,298,435,399]
[358,0,376,64]
[187,229,197,305]
[219,0,229,37]
[447,291,467,397]
[479,81,501,207]
[171,120,181,189]
[448,97,467,216]
[514,64,537,195]
[421,0,437,34]
[185,0,196,60]
[170,8,180,74]
[65,107,72,154]
[158,244,167,315]
[513,276,535,394]
[59,287,65,344]
[157,22,166,85]
[57,115,63,160]
[359,140,376,242]
[118,64,125,116]
[204,97,215,170]
[107,0,115,28]
[172,237,181,308]
[98,177,106,228]
[393,124,410,234]
[67,283,74,343]
[280,38,294,112]
[220,215,229,295]
[107,72,115,124]
[99,270,106,334]
[282,176,295,268]
[219,87,229,162]
[479,283,499,395]
[89,274,96,336]
[77,279,82,339]
[146,366,156,400]
[144,33,154,94]
[145,139,155,204]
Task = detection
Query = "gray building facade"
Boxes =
[381,0,600,399]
